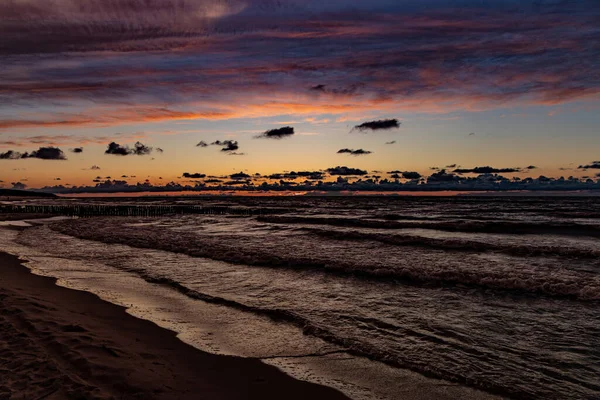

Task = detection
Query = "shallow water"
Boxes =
[3,196,600,399]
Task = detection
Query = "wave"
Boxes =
[302,228,600,261]
[257,216,600,237]
[106,264,528,400]
[49,219,600,301]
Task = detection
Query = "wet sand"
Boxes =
[0,251,348,400]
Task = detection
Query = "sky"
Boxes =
[1,0,599,190]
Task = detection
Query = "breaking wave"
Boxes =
[49,218,600,300]
[257,215,600,237]
[104,267,546,399]
[303,227,600,261]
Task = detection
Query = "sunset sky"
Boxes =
[1,0,599,189]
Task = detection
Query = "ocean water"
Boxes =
[2,196,600,399]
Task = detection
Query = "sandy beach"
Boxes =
[0,251,348,400]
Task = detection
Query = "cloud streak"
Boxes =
[353,119,401,132]
[578,161,600,170]
[255,126,295,139]
[182,172,206,179]
[453,166,521,174]
[327,166,368,176]
[1,0,598,133]
[337,148,372,156]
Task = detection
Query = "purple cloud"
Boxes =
[0,0,598,131]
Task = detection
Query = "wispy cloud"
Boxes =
[1,0,598,132]
[211,140,239,152]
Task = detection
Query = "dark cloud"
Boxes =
[388,170,421,179]
[70,147,83,153]
[311,84,326,92]
[267,171,324,180]
[90,165,101,170]
[105,142,132,156]
[578,161,600,169]
[28,147,67,160]
[204,179,223,184]
[12,182,27,190]
[337,148,372,156]
[196,141,208,147]
[327,166,368,176]
[446,164,457,168]
[255,126,295,139]
[288,171,324,180]
[385,141,397,145]
[428,169,461,182]
[526,165,537,170]
[156,147,164,153]
[402,171,422,180]
[211,140,239,152]
[353,119,400,132]
[133,142,153,155]
[0,147,66,160]
[105,141,153,156]
[0,150,22,160]
[230,172,251,180]
[182,172,206,179]
[453,166,521,174]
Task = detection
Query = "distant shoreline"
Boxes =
[42,189,600,198]
[56,190,472,198]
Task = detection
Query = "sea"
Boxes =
[1,195,599,400]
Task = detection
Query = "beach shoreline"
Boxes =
[0,251,349,400]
